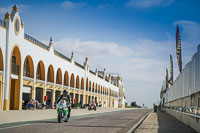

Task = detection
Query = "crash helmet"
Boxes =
[63,90,68,95]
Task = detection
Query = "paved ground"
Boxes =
[0,108,130,124]
[0,109,150,133]
[135,112,197,133]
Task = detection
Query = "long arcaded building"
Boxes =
[0,5,126,110]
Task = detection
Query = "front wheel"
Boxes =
[58,112,62,123]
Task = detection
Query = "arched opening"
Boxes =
[10,46,21,110]
[95,83,97,93]
[56,68,62,85]
[0,48,3,110]
[0,48,3,71]
[36,61,45,81]
[81,78,84,90]
[23,56,34,78]
[101,86,102,94]
[76,75,80,89]
[92,82,94,92]
[64,71,69,86]
[89,81,91,91]
[86,78,88,91]
[22,56,34,106]
[70,73,75,88]
[98,84,100,93]
[47,65,54,83]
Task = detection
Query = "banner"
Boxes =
[166,69,168,89]
[169,54,173,85]
[176,25,182,73]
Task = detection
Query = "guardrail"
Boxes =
[89,70,96,75]
[0,19,5,27]
[54,50,71,62]
[75,61,84,69]
[24,33,49,50]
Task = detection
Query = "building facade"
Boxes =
[0,5,125,110]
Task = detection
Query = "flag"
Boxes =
[176,25,182,73]
[169,54,173,85]
[166,69,168,89]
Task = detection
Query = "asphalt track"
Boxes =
[0,109,151,133]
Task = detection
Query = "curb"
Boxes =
[126,112,150,133]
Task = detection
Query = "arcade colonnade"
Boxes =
[0,5,123,110]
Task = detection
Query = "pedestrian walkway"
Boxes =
[0,108,132,124]
[135,112,196,133]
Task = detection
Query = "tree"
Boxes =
[131,101,137,107]
[125,102,128,107]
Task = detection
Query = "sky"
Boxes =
[0,0,200,107]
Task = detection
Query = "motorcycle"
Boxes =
[88,103,97,111]
[57,100,69,123]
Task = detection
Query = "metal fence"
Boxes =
[164,45,200,103]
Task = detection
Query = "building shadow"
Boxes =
[156,111,197,133]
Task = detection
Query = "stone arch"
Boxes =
[70,73,75,88]
[92,82,94,92]
[89,81,91,91]
[0,48,3,71]
[76,75,80,89]
[56,68,62,85]
[86,78,88,91]
[95,83,97,92]
[23,55,34,78]
[36,61,45,81]
[64,71,69,86]
[0,48,3,110]
[9,46,21,110]
[47,65,54,83]
[81,77,84,90]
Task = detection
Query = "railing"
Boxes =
[12,63,19,75]
[98,75,103,79]
[75,61,84,69]
[54,50,71,62]
[89,70,96,75]
[47,81,54,85]
[55,83,62,87]
[36,79,45,84]
[23,76,34,81]
[24,33,49,50]
[0,19,5,27]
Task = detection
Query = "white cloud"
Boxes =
[61,1,85,10]
[48,37,174,107]
[0,4,29,14]
[125,0,174,8]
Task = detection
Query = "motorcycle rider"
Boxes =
[57,90,72,118]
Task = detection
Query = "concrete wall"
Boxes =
[166,109,200,133]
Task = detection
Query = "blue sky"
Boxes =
[1,0,200,107]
